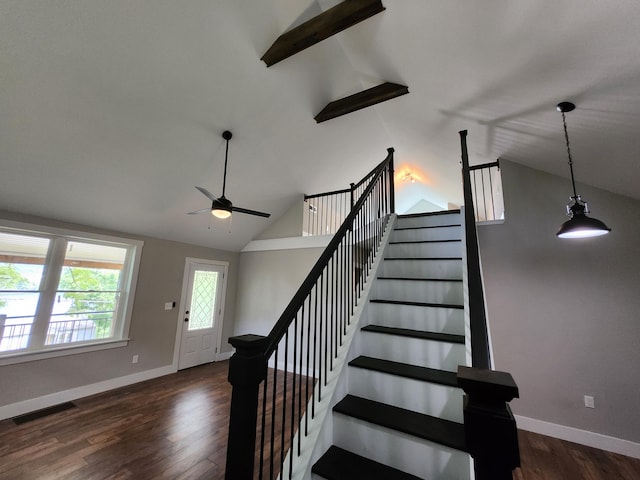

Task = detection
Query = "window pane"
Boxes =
[49,241,126,345]
[188,270,218,331]
[0,232,49,352]
[0,295,38,352]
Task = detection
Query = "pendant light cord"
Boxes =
[561,111,579,200]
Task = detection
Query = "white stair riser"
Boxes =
[380,259,463,279]
[367,302,464,335]
[348,367,464,422]
[396,213,462,229]
[333,414,471,480]
[387,241,462,258]
[358,332,466,372]
[391,225,462,242]
[372,279,463,305]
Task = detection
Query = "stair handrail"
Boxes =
[459,130,491,369]
[458,130,520,479]
[225,148,395,480]
[264,151,393,357]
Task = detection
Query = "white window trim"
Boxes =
[0,219,143,364]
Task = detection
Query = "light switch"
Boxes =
[164,302,173,310]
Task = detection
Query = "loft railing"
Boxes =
[305,159,502,234]
[469,160,504,222]
[225,148,395,480]
[303,189,350,236]
[458,130,520,480]
[303,160,393,237]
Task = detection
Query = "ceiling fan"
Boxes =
[189,130,271,219]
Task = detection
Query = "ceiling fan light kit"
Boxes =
[188,130,271,221]
[555,102,611,239]
[211,197,232,219]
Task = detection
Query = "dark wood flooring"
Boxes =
[0,361,638,479]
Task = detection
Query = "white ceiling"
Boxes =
[1,1,639,251]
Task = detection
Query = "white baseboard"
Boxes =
[216,350,234,361]
[0,365,176,421]
[515,415,640,459]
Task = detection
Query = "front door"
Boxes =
[178,261,226,370]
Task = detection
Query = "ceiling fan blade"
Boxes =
[195,186,218,202]
[231,206,271,218]
[188,208,211,215]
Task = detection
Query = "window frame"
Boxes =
[0,219,143,366]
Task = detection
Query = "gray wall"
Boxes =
[0,210,239,406]
[257,196,303,240]
[477,160,640,443]
[233,247,323,337]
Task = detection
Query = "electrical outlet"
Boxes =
[584,395,595,408]
[132,354,139,364]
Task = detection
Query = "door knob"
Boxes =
[184,317,189,322]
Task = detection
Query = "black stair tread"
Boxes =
[389,239,462,244]
[377,276,463,282]
[334,395,466,452]
[384,256,462,261]
[362,325,465,344]
[370,299,464,309]
[312,446,422,480]
[349,355,459,387]
[398,209,460,218]
[394,223,462,231]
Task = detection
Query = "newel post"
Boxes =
[350,182,356,210]
[225,334,269,480]
[387,147,395,214]
[457,366,520,480]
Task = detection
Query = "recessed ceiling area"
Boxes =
[1,1,639,251]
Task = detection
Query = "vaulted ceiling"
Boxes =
[1,1,639,251]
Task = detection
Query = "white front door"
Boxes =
[178,261,226,370]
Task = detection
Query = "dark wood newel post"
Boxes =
[225,334,269,480]
[350,183,355,210]
[457,366,520,480]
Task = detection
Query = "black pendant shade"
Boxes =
[555,102,611,239]
[556,196,611,238]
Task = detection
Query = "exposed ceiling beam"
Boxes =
[314,82,409,123]
[261,0,385,67]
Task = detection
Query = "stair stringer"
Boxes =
[278,214,398,480]
[460,206,474,369]
[460,205,494,370]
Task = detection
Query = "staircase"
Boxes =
[311,210,472,480]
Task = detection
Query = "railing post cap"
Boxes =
[457,366,519,402]
[228,334,268,352]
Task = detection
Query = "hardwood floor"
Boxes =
[514,429,640,480]
[0,361,233,480]
[1,361,638,479]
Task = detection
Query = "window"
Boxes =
[0,222,143,362]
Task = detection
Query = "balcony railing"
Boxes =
[0,315,112,352]
[469,160,504,222]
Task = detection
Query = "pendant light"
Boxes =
[555,101,611,238]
